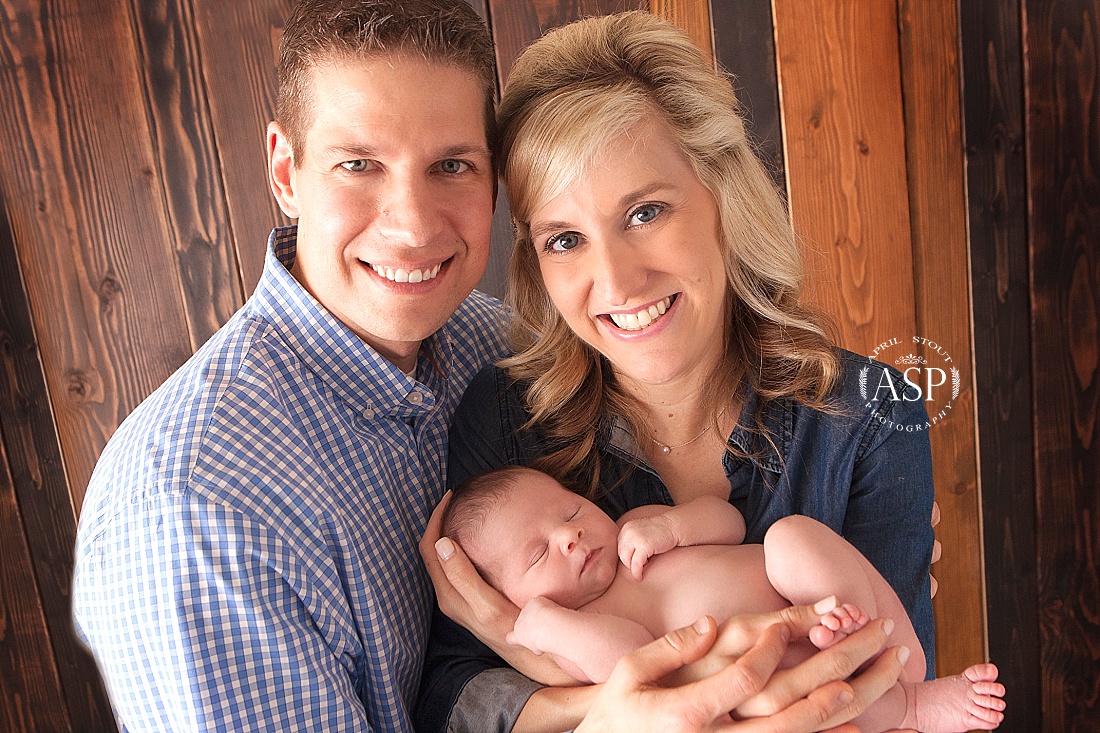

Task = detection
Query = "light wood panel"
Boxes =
[1024,1,1100,728]
[772,0,917,353]
[896,0,986,678]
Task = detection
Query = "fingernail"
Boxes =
[813,596,837,614]
[693,616,711,634]
[436,537,455,560]
[897,646,911,665]
[883,618,895,636]
[837,689,854,705]
[779,624,791,642]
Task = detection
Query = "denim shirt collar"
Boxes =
[599,385,790,477]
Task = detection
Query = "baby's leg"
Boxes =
[762,514,926,683]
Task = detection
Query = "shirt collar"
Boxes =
[600,383,789,475]
[248,227,445,417]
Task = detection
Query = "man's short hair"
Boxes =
[276,0,498,163]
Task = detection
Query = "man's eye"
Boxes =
[545,232,581,253]
[438,159,469,174]
[340,159,370,172]
[628,204,663,226]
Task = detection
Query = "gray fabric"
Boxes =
[448,668,544,733]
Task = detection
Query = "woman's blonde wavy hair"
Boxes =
[497,11,839,496]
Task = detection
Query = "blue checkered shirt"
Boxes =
[72,227,509,732]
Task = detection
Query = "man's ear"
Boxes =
[268,121,300,218]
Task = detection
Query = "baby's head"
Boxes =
[442,466,620,609]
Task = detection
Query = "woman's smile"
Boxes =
[603,294,677,332]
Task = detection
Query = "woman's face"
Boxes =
[528,117,729,391]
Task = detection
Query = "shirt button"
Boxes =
[408,391,424,405]
[363,408,375,420]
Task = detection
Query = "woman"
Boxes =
[418,11,937,732]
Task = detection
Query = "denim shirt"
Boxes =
[416,349,936,733]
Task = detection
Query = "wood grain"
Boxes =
[0,0,196,508]
[132,0,245,344]
[1024,0,1100,728]
[772,0,917,355]
[896,0,986,678]
[709,0,785,189]
[191,0,292,294]
[648,0,711,64]
[0,201,113,728]
[0,429,71,733]
[488,0,644,85]
[959,0,1041,729]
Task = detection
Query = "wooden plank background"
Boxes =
[1022,2,1100,730]
[959,1,1042,730]
[0,0,1096,730]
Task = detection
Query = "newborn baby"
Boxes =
[440,465,1005,733]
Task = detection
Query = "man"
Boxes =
[74,2,504,730]
[73,1,900,731]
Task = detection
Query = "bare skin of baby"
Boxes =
[462,467,1005,733]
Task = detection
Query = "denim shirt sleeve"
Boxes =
[841,362,937,676]
[415,366,544,733]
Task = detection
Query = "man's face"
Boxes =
[268,55,494,370]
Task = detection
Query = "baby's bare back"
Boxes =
[583,544,790,638]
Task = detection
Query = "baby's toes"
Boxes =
[808,624,837,650]
[964,663,999,683]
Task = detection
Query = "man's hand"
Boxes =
[575,610,906,733]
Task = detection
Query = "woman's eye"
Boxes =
[340,159,371,172]
[545,232,581,253]
[438,159,469,174]
[628,204,663,226]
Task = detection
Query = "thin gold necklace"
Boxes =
[649,408,727,456]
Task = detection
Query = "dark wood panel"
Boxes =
[191,0,293,294]
[959,0,1041,729]
[0,0,196,507]
[132,0,245,343]
[772,0,917,355]
[488,0,644,85]
[0,433,71,733]
[709,0,786,188]
[0,203,113,729]
[1024,1,1100,729]
[896,0,985,678]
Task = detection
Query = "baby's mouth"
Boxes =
[605,295,676,331]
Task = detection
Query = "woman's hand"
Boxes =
[420,492,577,686]
[575,610,907,733]
[930,500,942,598]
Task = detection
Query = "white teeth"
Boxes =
[371,263,442,283]
[608,296,673,331]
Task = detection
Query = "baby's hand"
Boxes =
[506,596,559,655]
[617,516,678,580]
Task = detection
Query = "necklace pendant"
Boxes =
[659,444,671,455]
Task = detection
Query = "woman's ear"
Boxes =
[267,121,300,218]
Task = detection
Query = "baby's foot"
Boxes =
[808,602,869,649]
[903,663,1005,732]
